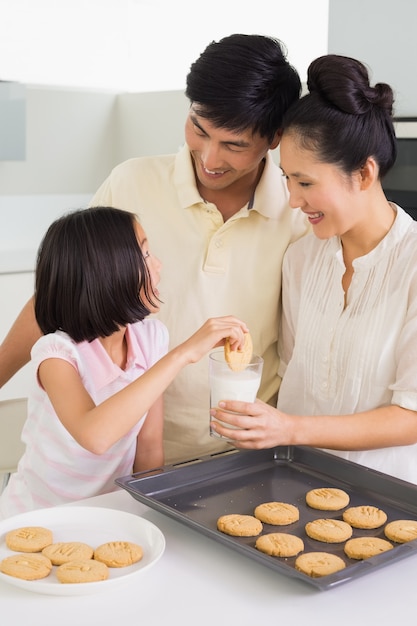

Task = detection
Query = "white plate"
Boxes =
[0,505,165,595]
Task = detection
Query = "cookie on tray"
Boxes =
[224,332,253,372]
[42,542,94,565]
[342,505,387,529]
[6,526,53,553]
[217,514,262,537]
[305,488,350,511]
[384,519,417,544]
[295,552,346,578]
[344,537,393,560]
[93,541,143,568]
[0,553,52,580]
[56,559,109,583]
[305,518,353,543]
[254,502,299,526]
[255,532,304,557]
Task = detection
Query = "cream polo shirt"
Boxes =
[91,144,309,464]
[278,206,417,484]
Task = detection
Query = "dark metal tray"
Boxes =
[116,446,417,590]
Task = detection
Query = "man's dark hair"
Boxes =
[35,207,158,342]
[185,34,301,142]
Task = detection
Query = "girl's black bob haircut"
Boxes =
[35,206,159,343]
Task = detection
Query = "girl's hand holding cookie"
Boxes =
[224,332,253,371]
[177,316,249,364]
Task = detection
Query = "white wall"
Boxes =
[0,0,329,91]
[0,86,116,195]
[0,86,118,273]
[328,0,417,116]
[115,90,189,162]
[0,87,192,274]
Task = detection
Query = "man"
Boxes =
[0,34,308,464]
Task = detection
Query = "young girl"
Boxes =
[0,207,248,518]
[210,54,417,484]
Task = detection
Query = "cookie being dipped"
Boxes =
[224,332,253,372]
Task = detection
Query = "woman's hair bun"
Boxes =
[307,54,394,116]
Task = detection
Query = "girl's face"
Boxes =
[135,222,162,313]
[280,133,363,240]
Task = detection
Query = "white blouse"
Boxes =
[278,205,417,484]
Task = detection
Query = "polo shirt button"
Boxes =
[215,239,223,248]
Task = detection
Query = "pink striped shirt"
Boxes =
[0,319,168,518]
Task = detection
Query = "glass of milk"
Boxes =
[209,349,263,439]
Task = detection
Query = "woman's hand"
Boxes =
[210,399,292,449]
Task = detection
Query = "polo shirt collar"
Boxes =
[174,143,203,209]
[249,153,280,219]
[77,324,146,390]
[174,144,277,218]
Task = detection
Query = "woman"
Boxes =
[210,54,417,484]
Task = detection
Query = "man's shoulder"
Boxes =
[110,153,177,177]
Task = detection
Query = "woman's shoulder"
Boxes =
[286,231,329,259]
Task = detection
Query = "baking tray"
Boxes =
[115,446,417,590]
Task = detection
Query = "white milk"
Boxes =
[209,350,263,438]
[210,368,261,408]
[210,367,262,437]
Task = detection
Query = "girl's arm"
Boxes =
[39,315,248,454]
[133,395,164,473]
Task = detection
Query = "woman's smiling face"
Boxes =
[280,132,363,240]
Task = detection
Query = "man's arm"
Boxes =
[0,297,42,387]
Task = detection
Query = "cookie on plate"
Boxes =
[217,514,262,537]
[0,553,52,580]
[384,519,417,544]
[254,502,299,526]
[305,488,350,511]
[224,332,253,372]
[56,559,109,583]
[342,505,387,529]
[93,541,143,568]
[42,541,94,565]
[255,532,304,557]
[295,552,346,578]
[5,526,53,553]
[344,537,393,560]
[305,518,353,543]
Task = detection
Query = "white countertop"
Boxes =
[1,488,416,625]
